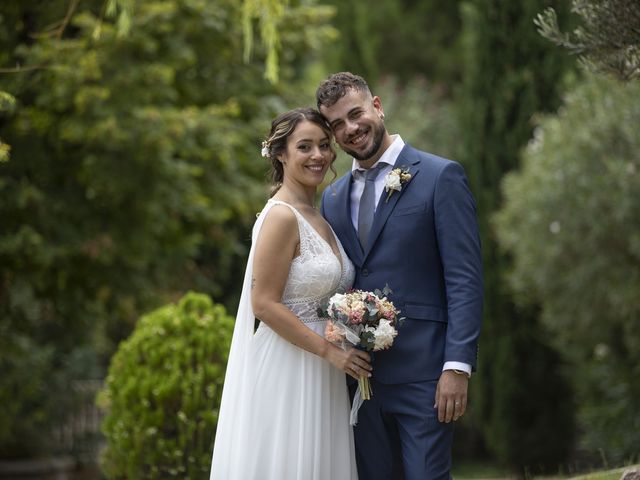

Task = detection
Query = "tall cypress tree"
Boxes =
[458,1,576,473]
[321,0,464,87]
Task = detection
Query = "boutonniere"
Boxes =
[383,168,412,202]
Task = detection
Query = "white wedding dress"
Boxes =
[210,199,358,480]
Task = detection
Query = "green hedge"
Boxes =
[98,292,234,479]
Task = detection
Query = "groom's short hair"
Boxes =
[316,72,371,109]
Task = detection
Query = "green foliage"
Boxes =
[238,0,339,84]
[376,76,461,160]
[0,91,15,162]
[457,0,577,473]
[0,335,56,457]
[0,334,101,458]
[0,0,335,458]
[242,0,286,83]
[0,91,16,113]
[103,0,136,36]
[494,74,640,462]
[0,0,265,378]
[535,0,640,80]
[320,0,464,88]
[98,292,233,479]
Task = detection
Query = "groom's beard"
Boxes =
[342,120,386,161]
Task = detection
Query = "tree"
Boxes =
[494,71,640,466]
[376,76,461,160]
[0,0,334,457]
[535,0,640,80]
[457,0,576,473]
[319,0,464,89]
[497,0,640,464]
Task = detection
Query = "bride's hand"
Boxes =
[326,345,372,380]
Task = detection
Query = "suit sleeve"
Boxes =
[433,161,483,368]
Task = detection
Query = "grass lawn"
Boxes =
[564,465,640,480]
[452,461,512,479]
[452,462,640,480]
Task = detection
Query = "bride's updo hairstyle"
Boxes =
[262,107,336,197]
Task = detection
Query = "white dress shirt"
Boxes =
[348,134,471,377]
[350,135,405,230]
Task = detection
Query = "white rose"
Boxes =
[329,293,348,311]
[373,319,398,350]
[384,171,402,191]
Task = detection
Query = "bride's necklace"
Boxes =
[290,202,317,214]
[274,193,316,211]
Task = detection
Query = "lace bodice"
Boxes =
[269,200,354,325]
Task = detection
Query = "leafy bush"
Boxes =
[98,292,233,479]
[494,74,640,462]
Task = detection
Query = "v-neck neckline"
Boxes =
[268,199,344,271]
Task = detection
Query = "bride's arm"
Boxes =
[251,205,371,380]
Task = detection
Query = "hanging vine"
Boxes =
[242,0,287,83]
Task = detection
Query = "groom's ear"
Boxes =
[372,96,384,117]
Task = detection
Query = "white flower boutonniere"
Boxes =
[383,168,412,202]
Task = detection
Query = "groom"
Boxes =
[317,72,483,480]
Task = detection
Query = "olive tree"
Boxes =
[494,74,640,461]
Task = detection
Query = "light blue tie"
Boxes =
[357,164,384,249]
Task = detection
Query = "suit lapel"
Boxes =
[363,147,420,261]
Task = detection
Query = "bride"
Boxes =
[210,108,371,479]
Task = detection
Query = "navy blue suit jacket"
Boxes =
[321,144,483,384]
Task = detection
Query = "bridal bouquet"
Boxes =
[318,286,402,401]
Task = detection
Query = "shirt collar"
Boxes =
[351,135,405,176]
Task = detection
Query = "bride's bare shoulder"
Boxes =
[262,203,298,228]
[256,203,299,248]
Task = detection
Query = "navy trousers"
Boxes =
[350,379,454,480]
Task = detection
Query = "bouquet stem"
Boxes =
[359,375,372,400]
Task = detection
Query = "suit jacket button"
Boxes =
[361,268,369,276]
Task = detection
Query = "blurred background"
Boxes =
[1,0,638,478]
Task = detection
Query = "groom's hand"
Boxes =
[434,370,469,423]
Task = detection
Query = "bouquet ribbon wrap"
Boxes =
[350,384,365,426]
[332,322,369,426]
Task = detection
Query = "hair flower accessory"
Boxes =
[261,141,270,158]
[383,167,412,202]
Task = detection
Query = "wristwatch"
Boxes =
[451,369,470,379]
